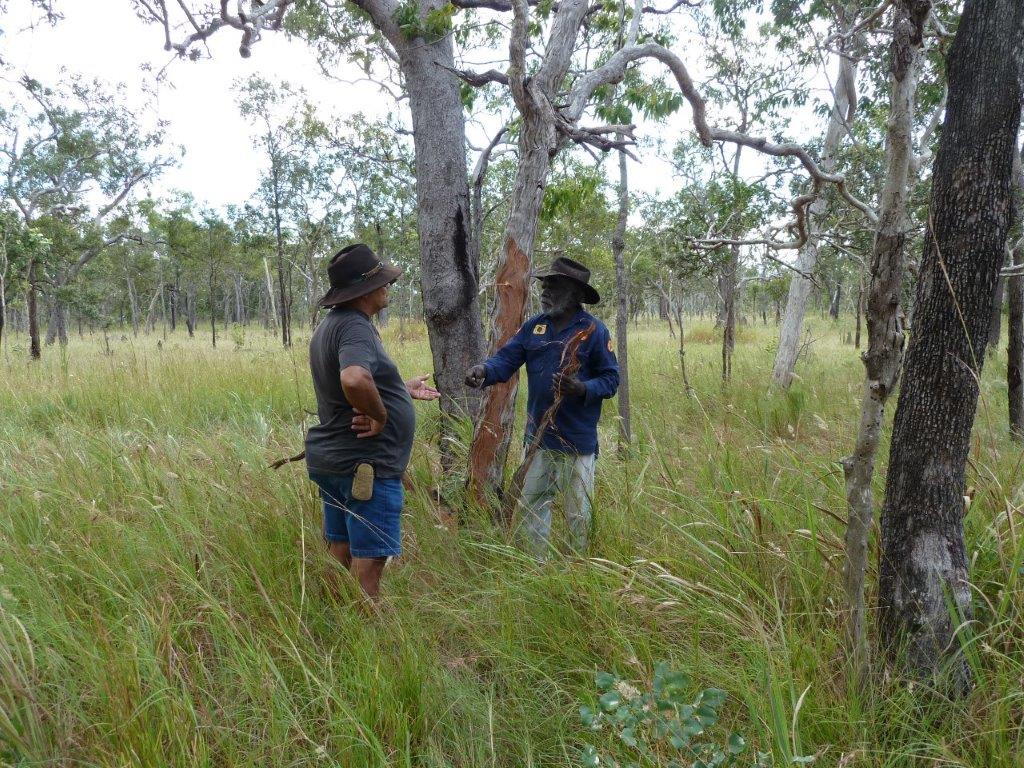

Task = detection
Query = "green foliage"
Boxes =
[393,0,456,42]
[580,663,769,768]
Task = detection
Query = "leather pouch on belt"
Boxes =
[352,462,374,501]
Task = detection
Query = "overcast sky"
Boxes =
[1,2,828,217]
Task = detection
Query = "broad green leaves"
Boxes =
[579,661,767,768]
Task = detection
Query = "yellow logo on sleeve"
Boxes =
[533,324,547,335]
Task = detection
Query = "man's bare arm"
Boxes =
[340,366,387,436]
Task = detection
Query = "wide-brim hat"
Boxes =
[318,243,403,308]
[534,256,600,304]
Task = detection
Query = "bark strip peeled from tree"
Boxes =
[841,0,929,689]
[878,0,1024,694]
[468,237,531,506]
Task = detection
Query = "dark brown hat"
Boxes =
[318,243,403,308]
[534,256,600,304]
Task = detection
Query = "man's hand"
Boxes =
[465,364,486,388]
[351,409,386,438]
[406,374,441,401]
[553,372,586,398]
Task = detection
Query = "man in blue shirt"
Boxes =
[465,257,619,558]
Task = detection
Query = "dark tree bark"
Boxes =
[401,42,486,440]
[829,281,842,319]
[271,160,291,348]
[612,143,631,448]
[987,270,1005,353]
[842,0,931,689]
[878,0,1024,694]
[1009,143,1024,439]
[27,257,40,359]
[1010,245,1024,439]
[210,266,218,349]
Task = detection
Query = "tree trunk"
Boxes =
[829,281,842,319]
[272,166,291,348]
[1009,244,1024,439]
[468,108,555,503]
[841,0,930,688]
[855,270,864,349]
[878,0,1024,694]
[210,266,217,349]
[720,249,737,382]
[0,269,6,350]
[987,269,1005,354]
[1009,144,1024,440]
[772,8,860,387]
[613,143,631,448]
[401,40,486,460]
[144,283,162,334]
[127,271,140,337]
[45,296,69,346]
[27,258,40,359]
[170,271,179,332]
[185,286,197,338]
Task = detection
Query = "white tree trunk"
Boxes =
[771,11,860,388]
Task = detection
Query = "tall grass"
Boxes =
[1,317,1022,766]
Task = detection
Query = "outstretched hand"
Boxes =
[553,372,586,398]
[406,374,441,401]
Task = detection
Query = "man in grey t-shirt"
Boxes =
[306,243,438,599]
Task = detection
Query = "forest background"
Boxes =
[2,0,1024,766]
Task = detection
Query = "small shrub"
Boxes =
[579,662,770,768]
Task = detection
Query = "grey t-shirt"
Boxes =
[304,308,416,478]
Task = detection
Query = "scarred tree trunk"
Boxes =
[468,109,557,503]
[878,0,1024,693]
[613,142,631,447]
[401,37,485,441]
[772,6,860,388]
[467,0,591,502]
[841,0,929,687]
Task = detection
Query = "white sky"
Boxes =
[0,1,832,216]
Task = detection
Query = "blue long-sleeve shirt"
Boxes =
[482,310,620,455]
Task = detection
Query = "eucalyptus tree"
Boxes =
[197,213,235,347]
[0,73,172,355]
[840,0,932,687]
[768,1,878,388]
[236,76,326,347]
[465,0,741,497]
[339,113,419,316]
[878,0,1023,694]
[699,28,800,382]
[135,0,486,433]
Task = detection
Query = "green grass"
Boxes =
[1,316,1023,767]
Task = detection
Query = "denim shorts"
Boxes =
[308,472,404,558]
